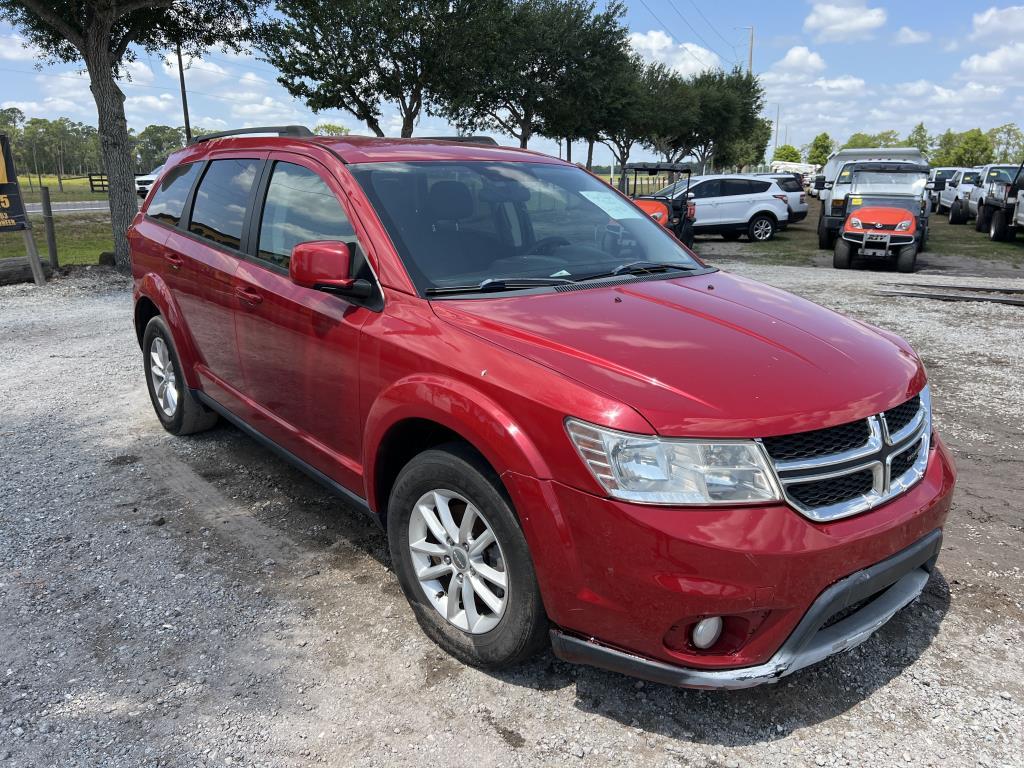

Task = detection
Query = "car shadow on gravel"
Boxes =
[491,571,951,747]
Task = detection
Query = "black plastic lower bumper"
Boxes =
[550,529,942,690]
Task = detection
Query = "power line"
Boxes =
[664,1,734,66]
[634,0,712,70]
[687,1,739,50]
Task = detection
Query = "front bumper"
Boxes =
[551,528,940,689]
[504,435,955,686]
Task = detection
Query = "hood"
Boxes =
[431,272,925,438]
[845,206,917,229]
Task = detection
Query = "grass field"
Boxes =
[15,174,109,204]
[0,212,113,265]
[729,198,1024,268]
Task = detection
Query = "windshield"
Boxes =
[350,161,703,294]
[985,166,1022,183]
[654,178,693,197]
[933,169,956,180]
[962,171,981,185]
[847,195,921,215]
[849,170,927,196]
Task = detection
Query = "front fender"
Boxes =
[363,374,552,512]
[134,274,202,389]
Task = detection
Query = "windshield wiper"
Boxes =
[579,261,701,282]
[424,276,575,296]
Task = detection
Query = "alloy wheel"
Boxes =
[752,219,773,240]
[149,336,178,417]
[408,489,509,634]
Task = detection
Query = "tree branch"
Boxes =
[14,0,85,50]
[114,0,173,18]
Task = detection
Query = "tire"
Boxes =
[919,225,928,253]
[934,199,945,215]
[833,238,852,269]
[949,199,965,225]
[975,203,991,232]
[720,231,741,241]
[817,216,835,249]
[748,213,775,242]
[896,244,918,273]
[142,316,218,436]
[990,209,1009,241]
[387,445,548,670]
[678,219,695,248]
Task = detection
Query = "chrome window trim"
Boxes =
[767,387,931,522]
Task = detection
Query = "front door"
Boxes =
[232,154,372,492]
[688,179,722,228]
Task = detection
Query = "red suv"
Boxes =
[129,127,955,689]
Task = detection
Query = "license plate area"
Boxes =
[861,232,890,256]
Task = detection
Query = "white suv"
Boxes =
[658,174,790,241]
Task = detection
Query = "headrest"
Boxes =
[427,180,474,221]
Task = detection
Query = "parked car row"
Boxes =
[937,162,1023,242]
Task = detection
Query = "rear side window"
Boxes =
[189,159,261,250]
[776,178,802,192]
[962,172,979,185]
[257,162,355,270]
[147,163,201,226]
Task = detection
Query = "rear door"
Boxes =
[163,153,266,410]
[231,153,374,491]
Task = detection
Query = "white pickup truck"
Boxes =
[968,164,1022,232]
[984,161,1023,241]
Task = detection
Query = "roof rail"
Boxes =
[419,136,499,146]
[189,125,314,145]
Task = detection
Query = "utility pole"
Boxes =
[774,104,780,151]
[747,26,754,74]
[176,41,192,144]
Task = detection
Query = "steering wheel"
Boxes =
[527,236,571,255]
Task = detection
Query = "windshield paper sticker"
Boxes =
[580,190,643,220]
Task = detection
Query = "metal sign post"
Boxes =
[0,133,45,286]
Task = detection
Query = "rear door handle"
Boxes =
[234,286,263,306]
[165,253,184,270]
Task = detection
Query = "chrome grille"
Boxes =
[761,387,931,522]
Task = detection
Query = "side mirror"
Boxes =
[933,180,946,191]
[813,175,825,190]
[686,191,696,200]
[823,181,834,190]
[289,241,372,299]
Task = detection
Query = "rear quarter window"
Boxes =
[776,178,802,192]
[147,163,202,227]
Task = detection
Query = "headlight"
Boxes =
[565,419,781,506]
[896,219,912,231]
[850,216,862,229]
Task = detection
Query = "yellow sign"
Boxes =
[0,133,27,232]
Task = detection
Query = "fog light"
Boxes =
[691,616,723,649]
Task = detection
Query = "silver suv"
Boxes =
[657,174,790,242]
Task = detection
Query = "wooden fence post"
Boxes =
[40,185,58,269]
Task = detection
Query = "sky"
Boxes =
[1,1,1023,167]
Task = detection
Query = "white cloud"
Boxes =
[813,75,867,93]
[895,26,931,45]
[230,95,302,124]
[773,45,826,73]
[960,42,1024,81]
[162,55,229,88]
[969,5,1024,41]
[0,33,40,61]
[125,94,176,114]
[803,3,887,42]
[628,30,721,77]
[120,60,155,84]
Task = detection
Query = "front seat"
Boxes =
[422,180,508,278]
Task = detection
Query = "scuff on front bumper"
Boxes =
[550,528,942,690]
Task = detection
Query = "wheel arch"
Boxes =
[364,377,552,523]
[133,274,203,389]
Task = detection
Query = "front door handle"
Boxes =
[234,286,263,306]
[165,253,184,270]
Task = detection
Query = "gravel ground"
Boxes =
[1,263,1022,768]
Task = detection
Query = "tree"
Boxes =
[717,117,771,170]
[987,123,1024,163]
[806,131,834,166]
[948,128,994,166]
[843,130,901,150]
[772,144,801,163]
[313,123,350,136]
[259,0,478,138]
[135,124,185,173]
[686,68,764,172]
[930,129,959,166]
[599,56,661,184]
[1,0,265,269]
[641,73,700,165]
[904,122,930,155]
[534,1,630,164]
[434,0,620,148]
